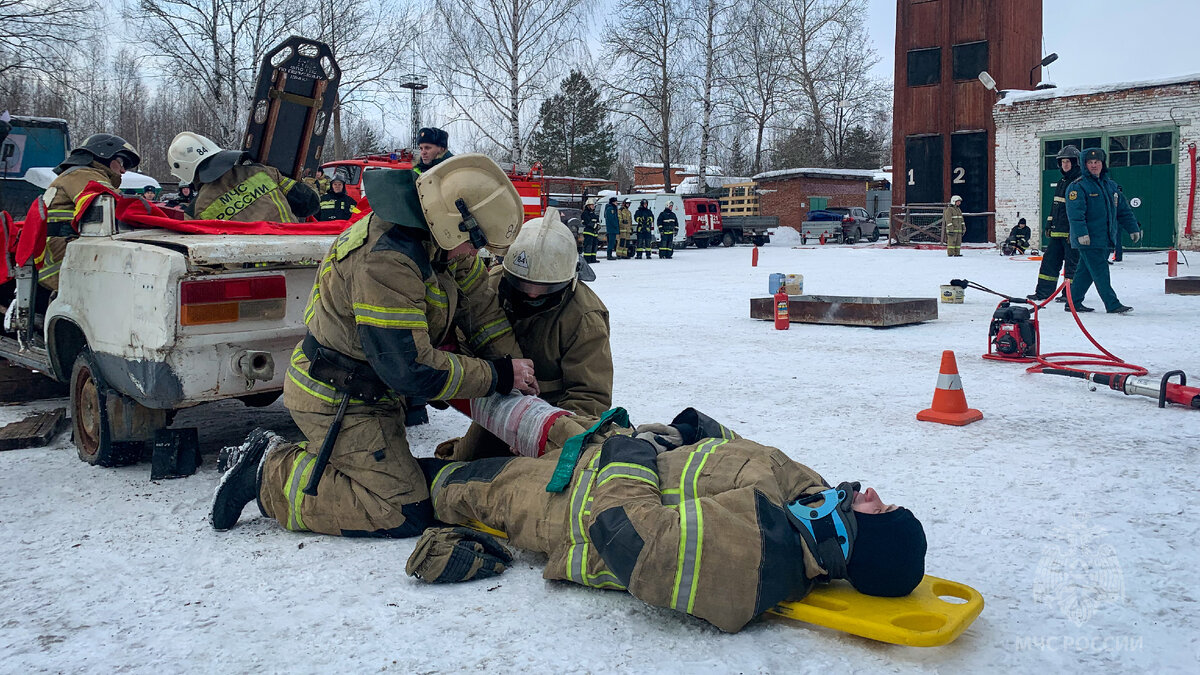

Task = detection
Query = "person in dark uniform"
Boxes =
[580,198,600,264]
[633,199,654,259]
[656,201,679,259]
[1028,145,1081,301]
[1002,218,1031,255]
[318,173,358,221]
[414,127,453,175]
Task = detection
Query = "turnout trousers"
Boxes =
[946,232,962,256]
[1033,235,1079,299]
[659,234,674,258]
[259,366,432,537]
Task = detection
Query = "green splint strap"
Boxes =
[546,407,630,493]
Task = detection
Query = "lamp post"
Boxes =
[1029,53,1058,88]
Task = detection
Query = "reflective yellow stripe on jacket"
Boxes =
[198,171,289,221]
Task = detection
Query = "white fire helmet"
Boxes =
[167,132,223,184]
[415,154,524,254]
[951,195,962,205]
[503,208,579,289]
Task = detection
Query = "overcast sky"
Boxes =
[862,0,1200,86]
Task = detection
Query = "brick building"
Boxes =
[543,176,618,208]
[993,75,1200,251]
[751,168,876,233]
[632,164,723,191]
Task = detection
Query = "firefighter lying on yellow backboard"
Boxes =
[212,394,927,634]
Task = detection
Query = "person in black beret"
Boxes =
[414,126,453,175]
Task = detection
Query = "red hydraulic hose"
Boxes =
[1186,143,1196,237]
[1025,281,1148,377]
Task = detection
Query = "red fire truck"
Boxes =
[320,151,547,220]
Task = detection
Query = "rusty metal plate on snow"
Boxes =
[1165,276,1200,295]
[750,295,938,327]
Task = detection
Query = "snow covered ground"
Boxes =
[2,232,1197,672]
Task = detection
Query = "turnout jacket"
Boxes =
[618,207,633,238]
[492,268,612,416]
[319,190,358,221]
[656,209,679,235]
[191,163,318,222]
[287,211,522,415]
[581,208,600,237]
[42,161,122,236]
[429,411,832,633]
[634,207,655,235]
[1066,168,1140,250]
[1047,164,1082,237]
[942,204,965,234]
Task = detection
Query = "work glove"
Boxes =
[1130,231,1142,243]
[1077,234,1091,246]
[406,526,513,583]
[634,423,684,454]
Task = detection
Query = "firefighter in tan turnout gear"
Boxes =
[167,131,319,222]
[411,402,928,632]
[38,134,141,290]
[210,155,539,538]
[437,208,613,461]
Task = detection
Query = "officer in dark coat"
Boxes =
[656,202,679,259]
[414,127,453,175]
[603,197,620,260]
[1065,147,1142,314]
[1028,145,1082,301]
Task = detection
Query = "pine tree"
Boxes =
[529,71,617,177]
[772,125,827,170]
[839,125,880,169]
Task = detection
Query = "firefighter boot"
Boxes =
[210,428,278,531]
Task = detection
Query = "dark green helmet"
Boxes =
[58,133,141,173]
[1055,144,1080,161]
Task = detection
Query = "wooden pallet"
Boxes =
[0,361,68,403]
[0,407,68,451]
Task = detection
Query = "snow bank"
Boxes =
[0,246,1196,672]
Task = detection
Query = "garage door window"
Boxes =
[1109,133,1174,168]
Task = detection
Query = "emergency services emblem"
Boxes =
[513,250,530,271]
[1068,190,1078,201]
[1032,513,1125,627]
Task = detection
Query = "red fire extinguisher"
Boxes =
[774,284,790,330]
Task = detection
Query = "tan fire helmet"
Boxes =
[503,208,581,290]
[415,153,524,253]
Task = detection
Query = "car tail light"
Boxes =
[842,215,853,223]
[181,276,286,325]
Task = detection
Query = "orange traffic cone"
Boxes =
[916,350,983,426]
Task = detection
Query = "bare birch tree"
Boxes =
[605,0,689,193]
[0,0,95,78]
[718,0,793,174]
[129,0,304,145]
[767,0,859,158]
[689,0,737,191]
[305,0,416,159]
[428,0,588,165]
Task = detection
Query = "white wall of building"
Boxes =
[993,79,1200,250]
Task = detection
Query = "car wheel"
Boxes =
[695,237,709,249]
[722,231,736,247]
[846,228,860,245]
[868,227,880,243]
[71,352,135,466]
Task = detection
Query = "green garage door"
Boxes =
[1040,129,1176,250]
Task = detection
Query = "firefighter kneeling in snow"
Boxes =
[419,402,927,633]
[437,209,612,461]
[210,155,539,538]
[167,131,319,222]
[39,133,141,291]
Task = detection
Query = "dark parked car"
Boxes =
[801,207,879,244]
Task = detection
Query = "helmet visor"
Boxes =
[505,274,571,297]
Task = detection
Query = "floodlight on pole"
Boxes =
[1029,53,1058,87]
[978,71,997,91]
